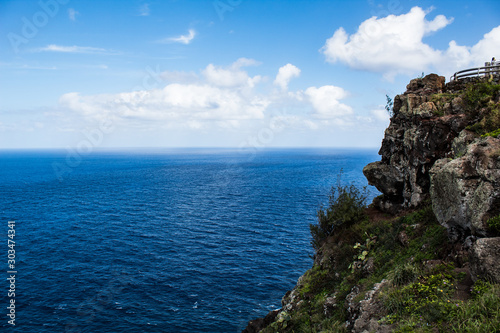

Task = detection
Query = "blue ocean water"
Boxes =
[0,148,379,333]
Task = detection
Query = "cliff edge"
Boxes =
[243,74,500,332]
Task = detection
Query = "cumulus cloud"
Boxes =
[202,58,261,88]
[59,59,270,128]
[274,64,301,91]
[305,86,353,119]
[321,7,453,79]
[59,84,268,124]
[58,59,358,134]
[161,29,196,44]
[321,6,500,79]
[441,26,500,72]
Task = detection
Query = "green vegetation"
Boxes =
[309,173,368,250]
[486,214,500,235]
[383,280,500,333]
[464,81,500,135]
[430,92,457,113]
[482,128,500,138]
[260,193,500,332]
[385,94,394,117]
[463,81,500,110]
[256,79,500,332]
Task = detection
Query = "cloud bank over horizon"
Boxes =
[58,59,359,133]
[1,2,499,148]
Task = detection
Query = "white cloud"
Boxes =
[68,8,79,21]
[59,60,271,128]
[56,60,360,137]
[202,58,261,88]
[321,6,453,78]
[437,26,500,77]
[162,29,196,44]
[321,6,500,80]
[305,85,353,119]
[37,44,116,55]
[139,4,150,16]
[59,84,269,125]
[466,26,500,64]
[274,64,301,91]
[370,108,390,122]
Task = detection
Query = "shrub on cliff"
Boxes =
[464,81,500,135]
[310,173,367,250]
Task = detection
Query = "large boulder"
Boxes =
[363,162,403,197]
[469,237,500,283]
[430,136,500,237]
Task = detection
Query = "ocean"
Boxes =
[0,148,379,333]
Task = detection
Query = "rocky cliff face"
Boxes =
[364,75,500,231]
[243,74,500,333]
[365,73,500,279]
[430,136,500,238]
[364,74,468,213]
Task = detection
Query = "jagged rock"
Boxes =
[430,136,500,237]
[398,230,409,247]
[371,195,402,215]
[345,285,361,326]
[345,280,391,333]
[242,310,279,333]
[364,74,473,213]
[451,96,464,114]
[464,235,478,250]
[323,293,337,316]
[281,274,305,311]
[406,73,445,94]
[469,237,500,283]
[363,257,376,275]
[451,130,477,158]
[363,162,403,197]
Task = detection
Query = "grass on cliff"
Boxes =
[384,279,500,333]
[260,188,500,333]
[422,80,500,136]
[463,81,500,135]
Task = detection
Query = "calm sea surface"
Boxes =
[0,148,379,333]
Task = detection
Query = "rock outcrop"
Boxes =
[430,136,500,238]
[242,310,279,333]
[469,237,500,283]
[363,74,472,213]
[345,280,392,333]
[364,74,500,217]
[243,73,500,333]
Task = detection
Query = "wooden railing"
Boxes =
[450,63,500,81]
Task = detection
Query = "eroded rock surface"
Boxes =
[469,237,500,283]
[430,136,500,237]
[345,280,392,333]
[364,74,470,213]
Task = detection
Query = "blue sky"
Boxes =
[1,0,499,149]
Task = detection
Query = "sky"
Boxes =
[0,0,499,149]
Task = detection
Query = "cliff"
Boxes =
[243,74,500,332]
